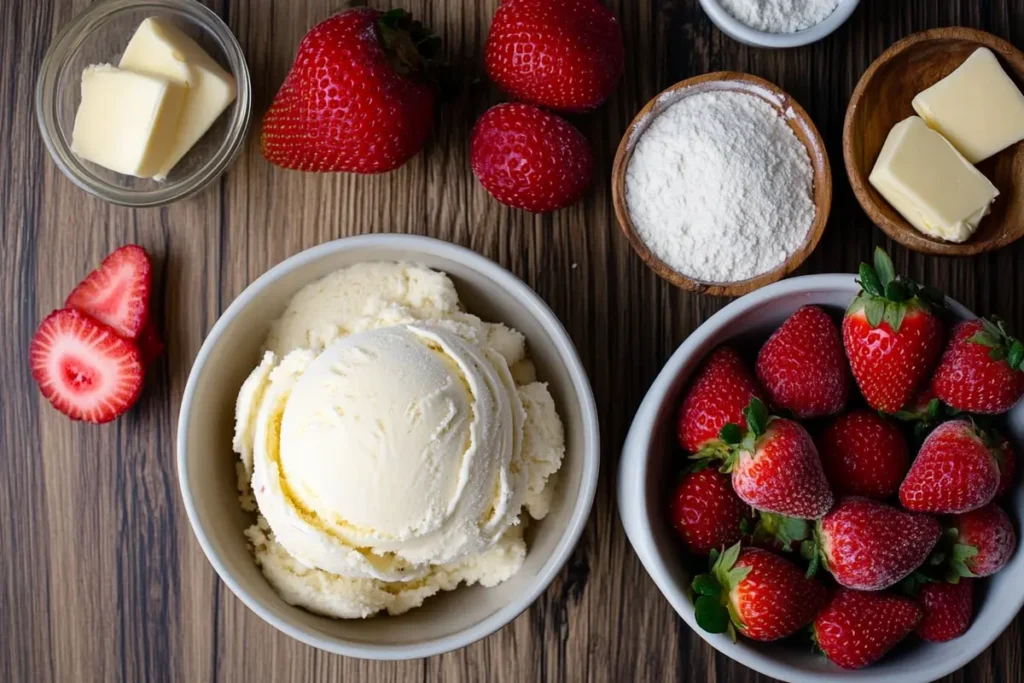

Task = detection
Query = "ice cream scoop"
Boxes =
[248,324,528,581]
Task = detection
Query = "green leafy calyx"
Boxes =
[691,398,773,472]
[691,543,750,641]
[849,247,944,333]
[752,512,810,553]
[969,317,1024,371]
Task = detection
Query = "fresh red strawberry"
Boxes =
[676,347,766,454]
[668,469,750,556]
[816,497,941,590]
[261,9,438,173]
[64,245,152,340]
[470,103,593,213]
[931,318,1024,414]
[899,419,1001,514]
[915,579,974,642]
[484,0,624,112]
[716,399,833,519]
[818,411,909,499]
[30,309,145,423]
[992,432,1017,498]
[691,544,827,642]
[756,305,849,418]
[949,504,1017,578]
[813,588,921,669]
[842,248,945,413]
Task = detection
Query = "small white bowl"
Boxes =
[698,0,861,49]
[618,274,1024,683]
[177,234,600,659]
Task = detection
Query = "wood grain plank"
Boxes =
[1,1,1022,682]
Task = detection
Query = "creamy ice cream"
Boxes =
[233,262,565,618]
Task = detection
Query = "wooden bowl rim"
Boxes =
[843,27,1024,256]
[611,71,833,298]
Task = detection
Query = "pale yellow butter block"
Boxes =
[869,116,999,243]
[912,47,1024,163]
[119,17,237,179]
[70,65,186,177]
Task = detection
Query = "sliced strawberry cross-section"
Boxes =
[30,309,144,423]
[65,244,152,340]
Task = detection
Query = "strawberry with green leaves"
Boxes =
[703,398,833,519]
[813,497,941,591]
[931,317,1024,414]
[261,9,440,174]
[813,588,921,669]
[842,248,945,413]
[676,347,766,454]
[946,504,1017,579]
[899,419,1003,514]
[691,544,827,642]
[668,469,751,557]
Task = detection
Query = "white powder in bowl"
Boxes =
[718,0,841,34]
[625,90,816,284]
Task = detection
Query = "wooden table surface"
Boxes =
[2,1,1022,681]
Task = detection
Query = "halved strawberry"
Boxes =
[30,309,144,423]
[65,245,152,340]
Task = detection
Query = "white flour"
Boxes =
[718,0,840,34]
[625,90,815,284]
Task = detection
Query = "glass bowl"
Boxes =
[36,0,251,207]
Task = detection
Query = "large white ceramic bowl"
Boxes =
[618,274,1024,683]
[178,234,600,659]
[698,0,861,49]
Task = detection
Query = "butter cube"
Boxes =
[869,117,999,243]
[71,65,186,178]
[913,48,1024,163]
[119,18,237,179]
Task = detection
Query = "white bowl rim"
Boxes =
[617,273,1022,683]
[177,233,601,660]
[697,0,861,48]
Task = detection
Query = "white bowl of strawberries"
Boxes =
[618,249,1023,682]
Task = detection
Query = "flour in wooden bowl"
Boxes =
[624,90,816,285]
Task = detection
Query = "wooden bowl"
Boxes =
[612,73,832,297]
[844,28,1024,256]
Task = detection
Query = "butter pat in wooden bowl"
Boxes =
[612,73,832,298]
[844,28,1024,256]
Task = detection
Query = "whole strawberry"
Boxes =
[813,588,921,669]
[717,398,834,519]
[818,411,909,499]
[668,469,750,556]
[261,9,438,173]
[915,579,974,642]
[484,0,624,112]
[931,317,1024,414]
[691,544,827,642]
[816,497,941,591]
[899,420,1002,514]
[470,103,593,213]
[949,504,1017,578]
[842,248,945,413]
[676,347,766,454]
[756,305,849,418]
